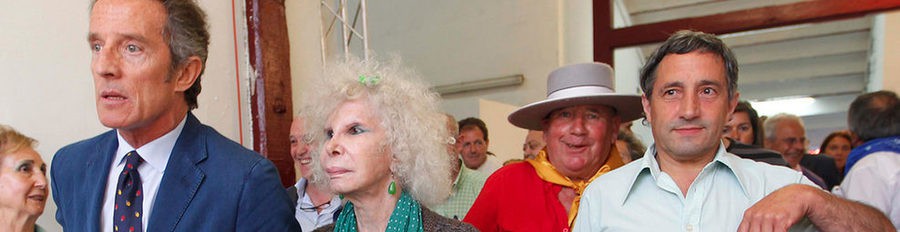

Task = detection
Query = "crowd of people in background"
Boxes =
[2,0,898,231]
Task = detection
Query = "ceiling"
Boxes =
[617,0,873,149]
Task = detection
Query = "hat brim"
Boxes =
[508,94,644,130]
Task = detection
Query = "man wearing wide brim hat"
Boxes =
[464,62,642,231]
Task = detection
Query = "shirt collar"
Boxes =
[709,141,752,198]
[114,115,188,171]
[622,141,750,204]
[295,177,343,212]
[295,177,309,197]
[452,160,469,187]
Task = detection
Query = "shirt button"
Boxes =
[686,224,693,232]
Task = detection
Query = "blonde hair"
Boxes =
[299,57,452,206]
[0,124,37,156]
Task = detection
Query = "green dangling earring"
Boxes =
[388,180,397,195]
[387,171,397,195]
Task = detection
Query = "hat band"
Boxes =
[547,86,615,100]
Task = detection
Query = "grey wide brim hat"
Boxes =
[508,62,643,131]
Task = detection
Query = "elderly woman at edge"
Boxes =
[300,57,476,232]
[0,125,48,232]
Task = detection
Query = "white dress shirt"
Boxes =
[833,151,900,229]
[474,155,503,176]
[101,116,186,232]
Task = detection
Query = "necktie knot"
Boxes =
[124,151,143,171]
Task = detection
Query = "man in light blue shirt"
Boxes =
[576,143,818,231]
[574,30,894,232]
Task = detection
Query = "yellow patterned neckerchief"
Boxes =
[526,145,625,227]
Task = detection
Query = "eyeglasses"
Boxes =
[299,201,331,212]
[446,136,457,145]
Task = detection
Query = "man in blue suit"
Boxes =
[50,0,300,231]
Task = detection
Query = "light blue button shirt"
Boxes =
[574,142,817,232]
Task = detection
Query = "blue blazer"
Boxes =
[51,113,300,231]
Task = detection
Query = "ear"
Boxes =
[849,131,862,146]
[541,118,550,140]
[727,92,740,120]
[609,115,622,144]
[641,94,652,123]
[173,56,203,92]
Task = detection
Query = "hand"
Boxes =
[738,184,819,232]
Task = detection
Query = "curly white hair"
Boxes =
[298,57,453,207]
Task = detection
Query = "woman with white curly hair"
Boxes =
[300,57,477,232]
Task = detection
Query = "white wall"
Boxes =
[372,0,656,156]
[286,0,566,167]
[478,99,527,163]
[1,1,251,231]
[611,0,654,145]
[1,3,94,231]
[560,0,594,66]
[361,0,560,120]
[285,0,323,180]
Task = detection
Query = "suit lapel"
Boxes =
[85,130,118,232]
[147,114,207,232]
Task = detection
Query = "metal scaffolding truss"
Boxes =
[320,0,370,64]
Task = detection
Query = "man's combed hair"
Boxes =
[298,56,453,207]
[0,124,37,156]
[91,0,210,109]
[639,30,739,100]
[458,117,489,142]
[848,91,900,142]
[163,0,210,110]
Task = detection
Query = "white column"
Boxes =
[870,10,900,93]
[559,0,593,66]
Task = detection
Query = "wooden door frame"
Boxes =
[593,0,900,65]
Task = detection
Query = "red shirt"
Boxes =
[463,162,569,232]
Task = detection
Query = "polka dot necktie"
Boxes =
[114,151,143,232]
